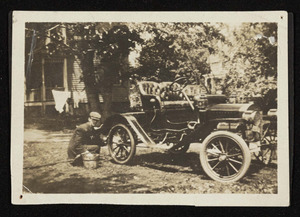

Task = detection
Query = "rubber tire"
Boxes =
[108,123,136,164]
[199,131,251,183]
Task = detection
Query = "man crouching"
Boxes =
[68,111,105,166]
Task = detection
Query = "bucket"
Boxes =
[82,153,100,169]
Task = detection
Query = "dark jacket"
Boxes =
[67,122,104,159]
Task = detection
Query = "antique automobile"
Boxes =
[101,77,264,182]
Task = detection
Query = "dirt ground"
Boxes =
[22,122,277,194]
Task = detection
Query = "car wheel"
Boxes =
[199,131,251,183]
[254,134,277,165]
[108,123,136,164]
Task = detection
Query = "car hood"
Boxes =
[206,103,261,120]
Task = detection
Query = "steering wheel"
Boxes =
[169,76,195,110]
[169,77,189,93]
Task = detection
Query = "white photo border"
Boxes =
[11,11,289,206]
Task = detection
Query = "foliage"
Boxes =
[66,23,142,116]
[134,23,225,86]
[133,22,277,110]
[25,22,142,116]
[95,24,142,89]
[217,23,277,109]
[25,22,278,115]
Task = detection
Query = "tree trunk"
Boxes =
[100,62,115,121]
[101,55,130,121]
[81,50,101,113]
[101,90,113,122]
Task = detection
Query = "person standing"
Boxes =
[67,112,105,164]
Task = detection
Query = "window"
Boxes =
[44,59,64,88]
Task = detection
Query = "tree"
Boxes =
[67,23,142,119]
[219,23,277,111]
[94,24,142,119]
[134,22,225,91]
[26,23,142,119]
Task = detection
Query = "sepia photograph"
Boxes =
[11,11,289,205]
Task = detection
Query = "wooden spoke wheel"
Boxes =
[255,133,277,165]
[200,131,251,183]
[108,124,136,164]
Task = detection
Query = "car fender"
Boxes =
[103,113,156,146]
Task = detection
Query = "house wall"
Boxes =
[66,55,108,116]
[25,42,132,117]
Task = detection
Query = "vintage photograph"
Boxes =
[11,12,289,205]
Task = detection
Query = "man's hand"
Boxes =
[100,134,107,142]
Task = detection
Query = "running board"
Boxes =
[137,143,170,150]
[122,114,156,146]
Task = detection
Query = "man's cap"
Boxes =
[89,112,101,120]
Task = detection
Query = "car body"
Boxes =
[102,77,265,182]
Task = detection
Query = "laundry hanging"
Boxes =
[72,90,88,108]
[52,90,71,113]
[72,91,80,108]
[78,90,88,103]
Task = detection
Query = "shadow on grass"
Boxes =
[129,151,277,183]
[23,173,151,193]
[239,160,277,185]
[129,152,208,179]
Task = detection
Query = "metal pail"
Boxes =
[82,153,100,169]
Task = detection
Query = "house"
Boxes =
[24,24,131,117]
[24,24,102,117]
